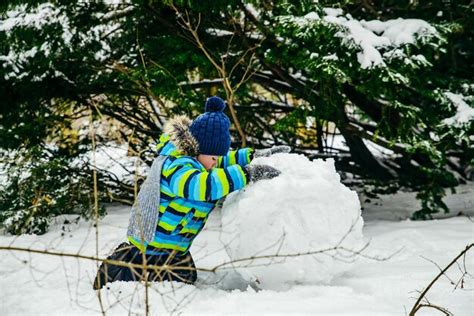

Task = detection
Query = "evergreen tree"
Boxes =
[0,0,472,233]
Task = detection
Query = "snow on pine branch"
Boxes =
[0,3,68,35]
[442,92,474,126]
[286,7,440,69]
[322,8,439,69]
[0,2,131,80]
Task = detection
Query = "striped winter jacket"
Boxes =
[128,116,253,255]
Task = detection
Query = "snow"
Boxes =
[205,28,234,37]
[325,133,401,158]
[330,16,437,69]
[244,3,260,19]
[303,11,319,20]
[0,143,146,204]
[1,3,129,80]
[0,157,8,186]
[0,3,58,32]
[0,3,74,45]
[443,92,474,126]
[100,0,132,4]
[296,8,439,69]
[362,138,397,157]
[220,154,364,290]
[322,53,338,61]
[368,19,436,46]
[360,18,436,46]
[76,142,149,185]
[339,19,391,68]
[95,5,134,20]
[323,8,343,17]
[362,182,474,221]
[0,203,473,315]
[1,148,473,314]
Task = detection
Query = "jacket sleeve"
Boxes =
[217,148,253,168]
[165,158,249,202]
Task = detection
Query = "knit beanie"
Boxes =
[190,96,231,156]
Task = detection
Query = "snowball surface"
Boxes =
[221,153,365,290]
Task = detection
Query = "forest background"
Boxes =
[0,0,472,234]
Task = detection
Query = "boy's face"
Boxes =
[197,154,218,170]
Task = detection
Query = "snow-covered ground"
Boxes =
[0,200,473,315]
[362,183,474,221]
[1,150,473,315]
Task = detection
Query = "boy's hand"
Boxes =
[254,145,291,158]
[244,164,281,182]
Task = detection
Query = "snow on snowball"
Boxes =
[221,153,365,290]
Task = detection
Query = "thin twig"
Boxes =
[409,243,474,316]
[90,107,107,316]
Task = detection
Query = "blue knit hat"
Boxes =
[190,96,231,156]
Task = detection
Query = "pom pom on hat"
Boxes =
[205,96,226,112]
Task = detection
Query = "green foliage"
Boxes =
[0,146,106,235]
[0,0,472,233]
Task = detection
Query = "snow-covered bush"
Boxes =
[0,147,106,234]
[221,153,364,290]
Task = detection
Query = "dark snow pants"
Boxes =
[93,242,197,290]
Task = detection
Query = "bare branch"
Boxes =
[409,243,474,316]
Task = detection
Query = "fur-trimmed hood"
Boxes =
[161,115,200,157]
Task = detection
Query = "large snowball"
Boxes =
[220,154,364,290]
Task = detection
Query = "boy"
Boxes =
[94,96,288,289]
